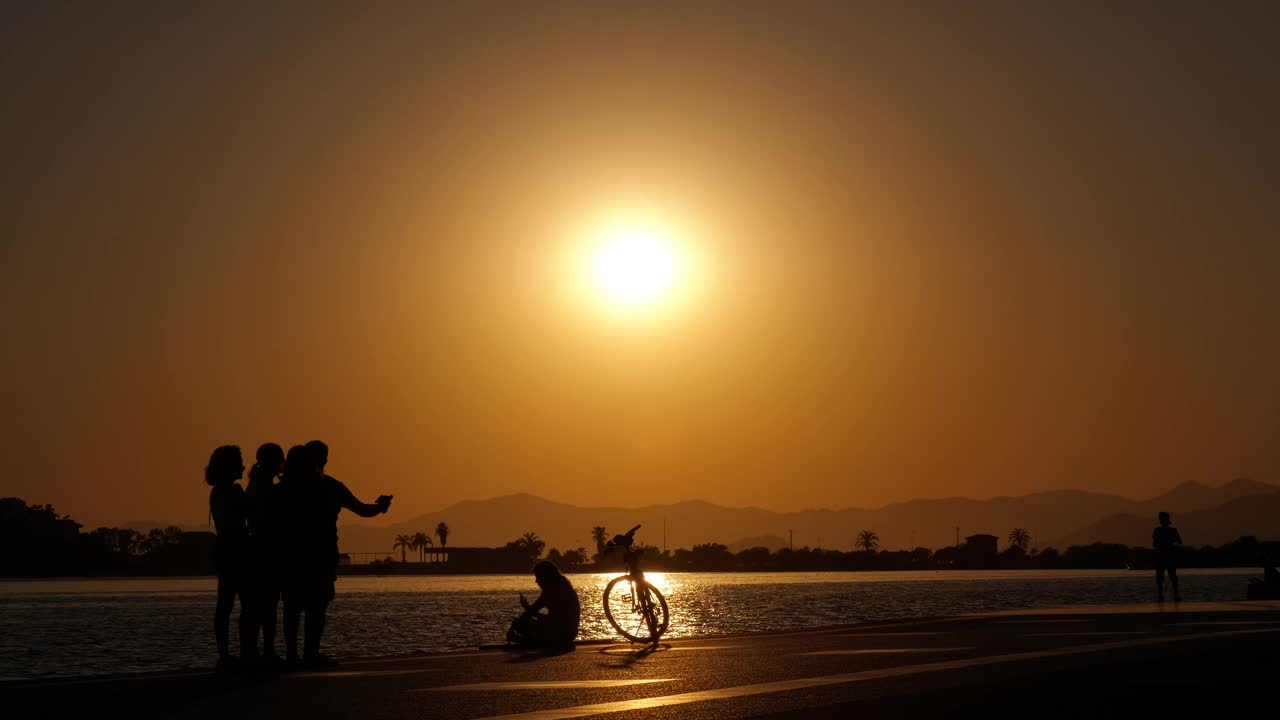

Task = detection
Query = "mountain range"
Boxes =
[331,478,1278,557]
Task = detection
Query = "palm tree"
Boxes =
[1008,528,1031,552]
[435,521,450,548]
[590,526,608,558]
[855,530,880,553]
[519,531,546,560]
[413,532,431,562]
[393,534,414,563]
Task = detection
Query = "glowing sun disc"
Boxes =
[594,225,675,305]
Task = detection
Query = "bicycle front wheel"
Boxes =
[603,576,670,643]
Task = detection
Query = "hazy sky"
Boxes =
[3,3,1277,528]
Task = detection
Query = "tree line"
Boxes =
[3,499,1276,577]
[0,498,216,576]
[486,525,1278,573]
[390,522,450,562]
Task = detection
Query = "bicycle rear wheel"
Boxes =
[603,576,670,643]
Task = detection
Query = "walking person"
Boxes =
[206,445,252,671]
[281,441,392,668]
[1153,511,1183,602]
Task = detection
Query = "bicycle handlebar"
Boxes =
[604,524,644,553]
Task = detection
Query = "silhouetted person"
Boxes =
[1250,553,1280,599]
[506,560,580,649]
[245,442,284,664]
[206,444,251,671]
[279,445,312,666]
[281,440,391,667]
[1153,511,1183,602]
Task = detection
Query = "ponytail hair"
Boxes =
[250,443,284,484]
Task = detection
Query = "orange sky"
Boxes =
[2,4,1278,528]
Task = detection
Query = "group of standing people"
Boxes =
[205,440,393,670]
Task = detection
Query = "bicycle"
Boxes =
[601,524,670,644]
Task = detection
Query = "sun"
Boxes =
[592,223,676,306]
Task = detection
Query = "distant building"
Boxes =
[964,534,999,556]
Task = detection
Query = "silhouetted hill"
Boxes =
[337,493,790,558]
[1138,478,1277,515]
[1053,491,1280,548]
[336,479,1276,556]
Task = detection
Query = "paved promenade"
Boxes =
[5,601,1278,719]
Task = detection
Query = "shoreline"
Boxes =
[0,565,1266,582]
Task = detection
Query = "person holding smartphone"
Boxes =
[507,560,581,649]
[281,440,393,668]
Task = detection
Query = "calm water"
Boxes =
[0,568,1256,679]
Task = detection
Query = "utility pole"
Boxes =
[955,526,960,548]
[663,517,667,555]
[788,529,794,552]
[910,530,916,550]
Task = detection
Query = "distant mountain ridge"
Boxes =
[1053,490,1280,548]
[334,479,1277,557]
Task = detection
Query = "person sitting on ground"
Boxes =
[1152,511,1183,603]
[507,560,581,649]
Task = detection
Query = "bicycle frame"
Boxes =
[621,549,652,613]
[602,529,666,642]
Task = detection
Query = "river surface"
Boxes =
[0,568,1256,679]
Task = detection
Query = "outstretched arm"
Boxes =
[335,482,392,518]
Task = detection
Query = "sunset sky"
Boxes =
[3,4,1277,529]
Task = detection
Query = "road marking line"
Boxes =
[793,648,972,656]
[293,668,443,679]
[340,651,500,664]
[464,628,1280,720]
[602,645,740,655]
[416,678,676,691]
[829,627,952,632]
[1029,627,1152,632]
[989,619,1090,624]
[1176,621,1280,626]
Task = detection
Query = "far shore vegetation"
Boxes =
[3,497,1276,578]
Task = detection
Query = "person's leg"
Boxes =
[283,593,301,662]
[237,582,257,661]
[215,575,235,664]
[526,615,550,648]
[1169,565,1181,601]
[303,599,329,659]
[508,614,539,647]
[1155,563,1166,601]
[262,587,280,658]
